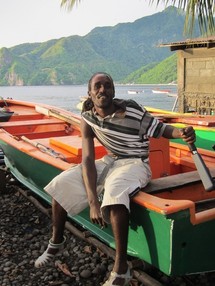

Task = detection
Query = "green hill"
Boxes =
[124,53,177,84]
[0,6,199,86]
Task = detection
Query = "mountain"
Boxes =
[124,53,177,84]
[0,6,200,86]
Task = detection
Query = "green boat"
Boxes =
[0,99,215,276]
[145,106,215,152]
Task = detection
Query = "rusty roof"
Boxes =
[160,36,215,51]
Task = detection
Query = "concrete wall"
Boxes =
[177,47,215,114]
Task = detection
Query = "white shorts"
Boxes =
[45,155,151,223]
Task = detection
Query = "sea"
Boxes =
[0,84,178,115]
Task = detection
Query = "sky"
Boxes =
[0,0,167,49]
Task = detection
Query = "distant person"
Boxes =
[35,72,196,286]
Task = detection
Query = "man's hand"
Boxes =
[179,126,196,144]
[89,200,106,229]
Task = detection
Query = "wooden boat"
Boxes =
[0,98,215,276]
[152,89,171,94]
[127,90,144,94]
[145,106,215,152]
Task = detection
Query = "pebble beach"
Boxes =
[1,183,215,286]
[0,185,114,286]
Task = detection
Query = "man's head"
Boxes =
[82,72,115,113]
[88,72,115,95]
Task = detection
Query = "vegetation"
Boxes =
[0,7,199,86]
[123,53,177,84]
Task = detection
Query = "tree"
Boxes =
[60,0,215,36]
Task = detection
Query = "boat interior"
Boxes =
[1,99,215,226]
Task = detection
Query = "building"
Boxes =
[161,36,215,114]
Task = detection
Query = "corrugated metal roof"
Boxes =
[160,36,215,50]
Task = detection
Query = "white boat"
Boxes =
[127,90,144,94]
[152,89,170,94]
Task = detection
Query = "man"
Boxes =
[35,72,196,286]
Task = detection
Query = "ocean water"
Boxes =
[0,84,177,115]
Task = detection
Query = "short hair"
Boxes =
[88,72,114,92]
[82,72,115,113]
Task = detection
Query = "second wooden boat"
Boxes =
[146,106,215,152]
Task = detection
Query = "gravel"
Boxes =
[0,185,113,286]
[1,184,215,286]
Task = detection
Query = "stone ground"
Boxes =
[1,184,215,286]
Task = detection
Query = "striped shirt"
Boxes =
[82,99,166,159]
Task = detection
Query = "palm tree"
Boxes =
[60,0,215,36]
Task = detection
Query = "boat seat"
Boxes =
[0,118,64,127]
[15,130,70,140]
[49,136,107,160]
[0,118,69,137]
[9,113,44,121]
[142,167,215,194]
[29,137,82,164]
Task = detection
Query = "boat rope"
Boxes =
[21,136,67,162]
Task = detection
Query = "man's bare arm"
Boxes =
[81,118,106,227]
[162,125,196,144]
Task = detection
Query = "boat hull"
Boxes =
[127,90,144,94]
[152,89,170,94]
[169,123,215,152]
[1,99,215,276]
[1,139,215,276]
[130,200,215,275]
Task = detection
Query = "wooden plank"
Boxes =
[35,105,81,131]
[0,118,64,127]
[50,136,106,157]
[143,168,215,194]
[10,113,44,121]
[170,117,215,127]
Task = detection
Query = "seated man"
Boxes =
[35,72,196,286]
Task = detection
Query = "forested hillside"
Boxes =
[0,7,199,85]
[123,53,177,84]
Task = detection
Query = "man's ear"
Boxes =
[88,91,91,97]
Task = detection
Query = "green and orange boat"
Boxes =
[0,98,215,276]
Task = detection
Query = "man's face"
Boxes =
[88,74,115,109]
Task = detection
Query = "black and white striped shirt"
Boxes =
[82,99,166,159]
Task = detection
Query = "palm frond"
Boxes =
[150,0,215,35]
[60,0,81,10]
